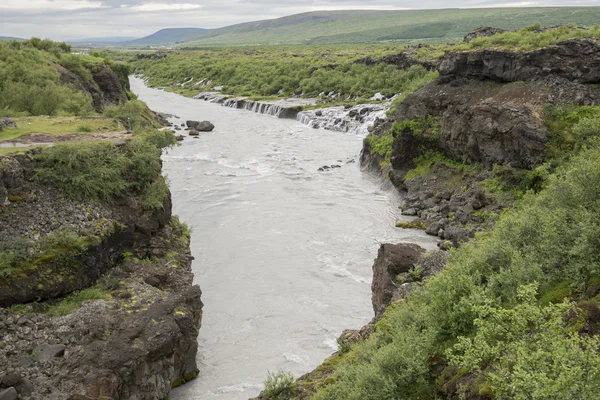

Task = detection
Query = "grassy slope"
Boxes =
[0,117,124,141]
[177,7,600,47]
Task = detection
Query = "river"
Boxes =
[130,77,438,400]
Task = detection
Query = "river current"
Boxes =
[130,77,438,400]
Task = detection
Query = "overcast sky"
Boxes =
[0,0,598,40]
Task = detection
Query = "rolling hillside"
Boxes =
[128,7,600,47]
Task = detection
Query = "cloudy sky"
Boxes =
[0,0,597,40]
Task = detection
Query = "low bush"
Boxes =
[263,369,295,399]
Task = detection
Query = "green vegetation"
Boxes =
[263,369,296,399]
[453,23,600,52]
[45,285,112,316]
[392,116,440,140]
[0,116,124,141]
[313,135,600,398]
[404,151,482,181]
[136,8,600,47]
[0,230,104,279]
[0,39,131,117]
[33,136,166,205]
[134,48,437,100]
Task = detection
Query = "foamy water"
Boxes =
[131,77,438,400]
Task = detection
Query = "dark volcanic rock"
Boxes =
[440,101,548,168]
[186,120,215,131]
[371,243,425,320]
[464,26,508,42]
[354,51,435,71]
[0,154,172,307]
[439,38,600,84]
[196,121,215,132]
[56,63,127,113]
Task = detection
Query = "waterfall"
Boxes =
[296,103,390,137]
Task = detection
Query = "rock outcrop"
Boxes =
[56,63,128,113]
[439,39,600,84]
[463,27,508,42]
[0,153,171,307]
[0,118,16,132]
[0,151,202,399]
[354,50,436,71]
[360,38,600,248]
[371,243,448,321]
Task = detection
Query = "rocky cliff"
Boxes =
[362,37,600,248]
[56,63,129,113]
[0,149,202,400]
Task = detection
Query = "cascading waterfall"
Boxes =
[296,103,390,136]
[191,86,391,135]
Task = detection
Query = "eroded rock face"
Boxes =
[439,39,600,84]
[371,243,425,321]
[371,245,450,321]
[0,154,172,307]
[0,224,202,400]
[440,101,548,168]
[56,63,127,113]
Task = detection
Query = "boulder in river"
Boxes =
[175,135,185,141]
[186,120,215,131]
[189,130,200,136]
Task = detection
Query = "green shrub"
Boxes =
[142,175,169,210]
[263,369,295,399]
[34,138,162,203]
[363,132,394,161]
[392,116,440,140]
[448,284,600,400]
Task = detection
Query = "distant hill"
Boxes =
[69,37,137,45]
[131,7,600,47]
[122,28,208,46]
[0,36,24,41]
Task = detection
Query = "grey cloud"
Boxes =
[1,0,599,40]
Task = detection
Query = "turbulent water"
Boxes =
[130,77,438,400]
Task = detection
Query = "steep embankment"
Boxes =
[0,138,202,400]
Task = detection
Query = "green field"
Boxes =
[171,7,600,47]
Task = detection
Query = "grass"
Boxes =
[0,116,124,141]
[8,284,112,316]
[404,151,482,181]
[169,8,600,47]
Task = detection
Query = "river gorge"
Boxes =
[130,77,438,400]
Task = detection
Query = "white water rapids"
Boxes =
[130,77,437,400]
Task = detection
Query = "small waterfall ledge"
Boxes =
[296,103,390,137]
[134,75,390,136]
[193,91,390,137]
